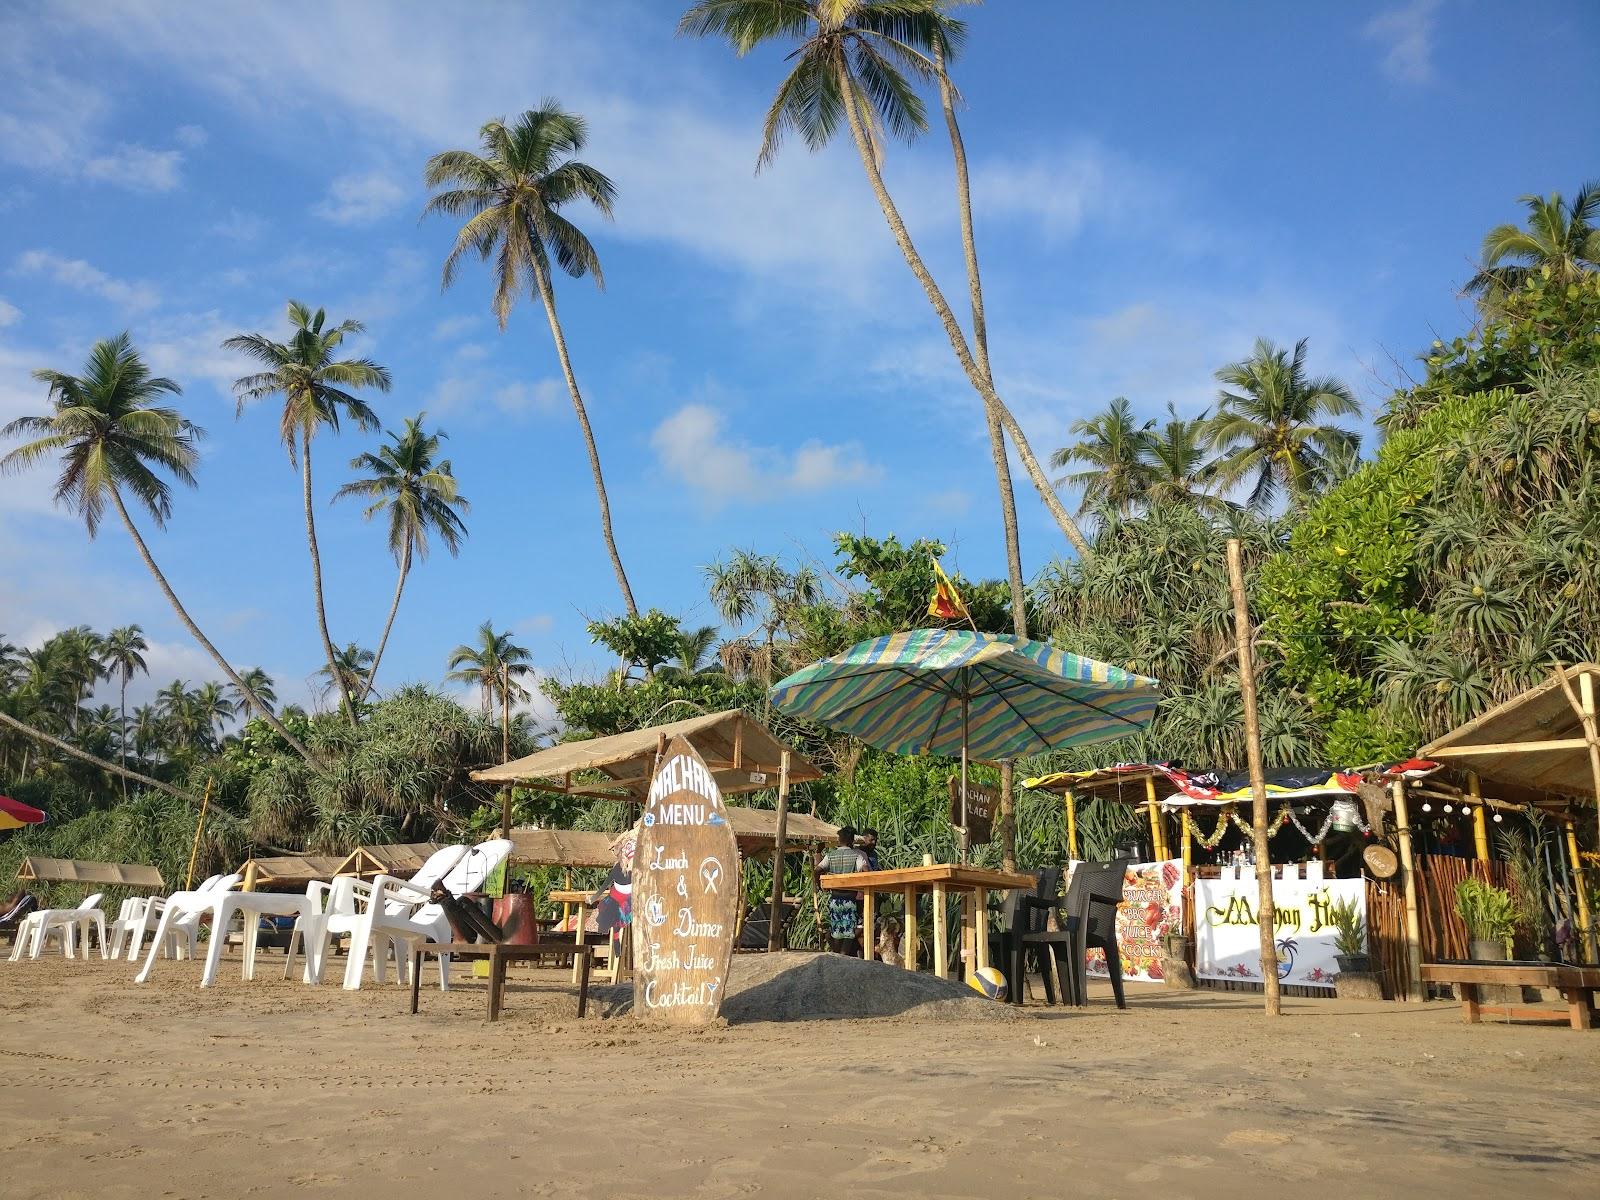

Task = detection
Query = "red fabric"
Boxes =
[0,796,45,824]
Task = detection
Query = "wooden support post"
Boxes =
[902,886,918,972]
[1227,539,1280,1016]
[1565,818,1595,965]
[241,858,258,893]
[1392,778,1425,1001]
[1065,789,1080,861]
[960,890,977,977]
[861,889,876,962]
[768,750,791,953]
[500,787,513,837]
[184,777,213,890]
[999,761,1017,873]
[1468,772,1489,862]
[1582,671,1600,868]
[1145,775,1167,861]
[975,888,989,971]
[1181,811,1194,884]
[932,884,948,978]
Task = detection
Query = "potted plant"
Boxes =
[1456,878,1516,961]
[1328,897,1370,974]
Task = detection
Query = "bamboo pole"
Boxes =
[184,777,213,889]
[768,750,791,953]
[999,761,1016,873]
[1392,778,1425,1000]
[1144,775,1168,860]
[1064,788,1079,860]
[1563,817,1594,964]
[1181,810,1194,883]
[1226,539,1280,1015]
[1468,772,1489,862]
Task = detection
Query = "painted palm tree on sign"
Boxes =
[422,102,638,617]
[446,621,534,760]
[225,301,391,725]
[0,333,319,767]
[229,667,277,720]
[680,0,1093,560]
[1050,397,1154,517]
[99,623,148,797]
[334,413,469,699]
[1466,182,1600,312]
[1207,338,1360,511]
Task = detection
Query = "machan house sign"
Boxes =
[632,737,739,1024]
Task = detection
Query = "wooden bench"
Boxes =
[409,940,593,1022]
[1420,962,1600,1030]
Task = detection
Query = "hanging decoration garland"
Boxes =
[1191,806,1234,850]
[1230,805,1291,839]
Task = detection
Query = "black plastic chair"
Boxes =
[1061,858,1132,1008]
[990,868,1082,1005]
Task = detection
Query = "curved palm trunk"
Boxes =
[936,50,1029,640]
[301,430,356,724]
[362,541,410,699]
[528,256,640,617]
[836,68,1093,561]
[109,487,326,770]
[119,675,129,801]
[0,705,199,805]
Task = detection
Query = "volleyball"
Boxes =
[967,966,1008,1001]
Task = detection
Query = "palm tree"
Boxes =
[446,621,533,760]
[229,667,277,721]
[1142,404,1225,514]
[1207,338,1360,510]
[0,333,320,767]
[192,681,234,745]
[225,301,392,725]
[130,702,164,764]
[98,623,147,798]
[317,643,375,709]
[1466,182,1600,311]
[422,103,638,616]
[680,1,1094,560]
[334,413,469,698]
[1051,397,1153,516]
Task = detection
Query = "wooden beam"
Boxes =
[1392,779,1424,1002]
[1064,789,1079,861]
[1468,773,1489,862]
[732,713,744,771]
[768,750,791,953]
[1563,817,1596,964]
[1429,738,1593,757]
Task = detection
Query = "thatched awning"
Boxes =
[238,854,348,891]
[1423,664,1600,801]
[722,806,838,851]
[470,709,821,800]
[509,809,839,870]
[16,856,165,891]
[334,842,445,880]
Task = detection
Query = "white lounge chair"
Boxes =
[8,893,106,961]
[340,839,514,992]
[131,874,242,984]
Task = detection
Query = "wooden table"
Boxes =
[821,865,1035,979]
[410,940,593,1022]
[1420,962,1600,1030]
[549,888,595,983]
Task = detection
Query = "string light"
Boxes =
[1443,804,1454,814]
[1421,802,1432,812]
[1493,813,1504,823]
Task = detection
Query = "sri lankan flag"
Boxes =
[928,558,969,622]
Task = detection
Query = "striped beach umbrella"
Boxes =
[769,629,1159,851]
[0,795,46,832]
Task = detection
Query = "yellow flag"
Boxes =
[928,558,969,622]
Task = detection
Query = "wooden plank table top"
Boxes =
[1421,961,1599,1030]
[409,940,593,1021]
[548,889,594,904]
[819,864,1035,892]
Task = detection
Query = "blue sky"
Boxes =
[1,0,1596,721]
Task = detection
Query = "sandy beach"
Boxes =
[3,952,1597,1199]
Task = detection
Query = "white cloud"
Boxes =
[650,402,883,509]
[1365,0,1441,85]
[312,169,408,225]
[429,371,564,420]
[971,148,1110,240]
[81,143,184,192]
[210,209,267,241]
[431,314,478,341]
[174,123,208,148]
[0,297,19,327]
[12,249,161,311]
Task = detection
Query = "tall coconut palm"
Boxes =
[422,103,638,617]
[0,333,320,767]
[1207,338,1360,510]
[192,681,234,746]
[98,623,148,798]
[334,413,469,698]
[225,302,391,725]
[1051,397,1153,516]
[1466,182,1600,312]
[1142,404,1226,514]
[317,643,375,709]
[228,667,277,721]
[680,0,1093,559]
[446,621,533,761]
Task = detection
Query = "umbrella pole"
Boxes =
[959,690,970,865]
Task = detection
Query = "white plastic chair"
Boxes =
[131,874,242,983]
[8,893,105,961]
[341,839,513,991]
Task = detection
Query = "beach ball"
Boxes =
[967,966,1008,1002]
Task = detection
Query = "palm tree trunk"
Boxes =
[528,255,640,617]
[119,675,129,801]
[836,67,1093,560]
[362,541,410,699]
[0,708,200,805]
[936,51,1029,638]
[109,486,326,770]
[301,431,356,724]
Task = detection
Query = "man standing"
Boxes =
[858,828,881,871]
[815,825,868,956]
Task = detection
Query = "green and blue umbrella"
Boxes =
[769,628,1159,852]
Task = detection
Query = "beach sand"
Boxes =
[2,951,1597,1199]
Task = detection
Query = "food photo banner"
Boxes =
[1194,875,1365,989]
[1083,859,1183,984]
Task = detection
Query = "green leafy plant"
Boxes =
[1326,895,1367,958]
[1455,877,1517,943]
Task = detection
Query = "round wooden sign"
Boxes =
[1363,844,1399,879]
[632,736,740,1024]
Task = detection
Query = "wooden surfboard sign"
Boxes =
[632,736,739,1024]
